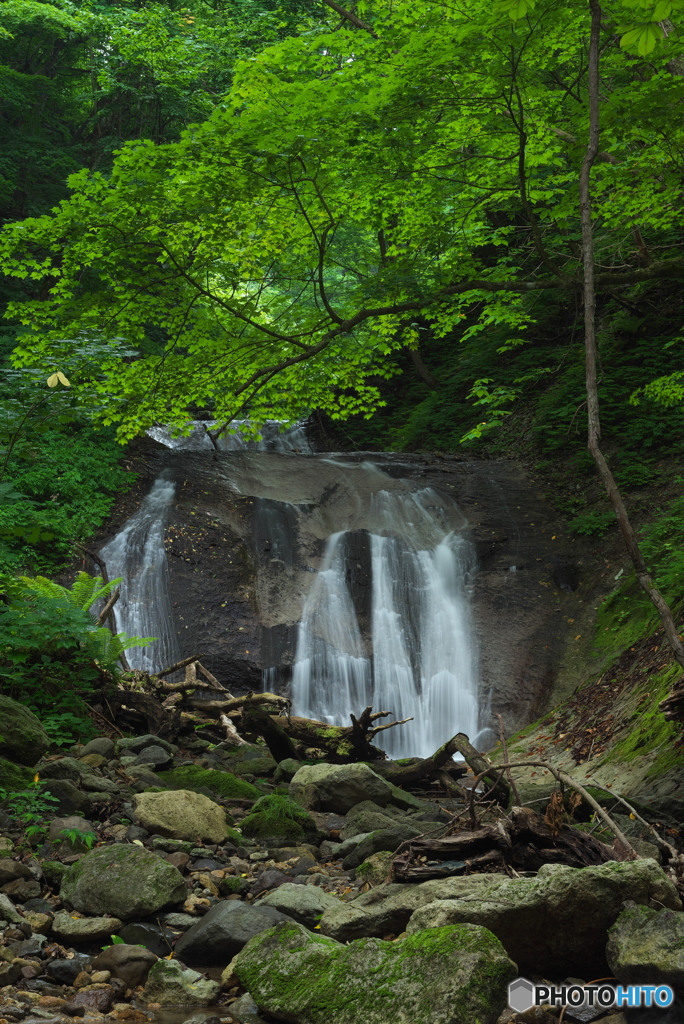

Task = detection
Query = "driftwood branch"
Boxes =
[496,714,520,807]
[187,691,291,715]
[97,588,119,626]
[587,779,680,864]
[77,545,109,585]
[472,761,637,859]
[157,655,201,678]
[241,702,299,762]
[393,805,616,881]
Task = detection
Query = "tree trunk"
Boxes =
[580,0,684,707]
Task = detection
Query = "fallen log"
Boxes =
[241,702,299,762]
[104,691,181,741]
[392,805,616,880]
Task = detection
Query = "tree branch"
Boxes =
[321,0,377,37]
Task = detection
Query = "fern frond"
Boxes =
[69,571,123,611]
[19,571,123,613]
[86,625,156,666]
[18,575,66,602]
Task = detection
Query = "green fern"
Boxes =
[18,571,122,611]
[88,625,155,666]
[14,572,155,668]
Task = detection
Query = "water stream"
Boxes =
[99,474,180,673]
[291,487,478,758]
[100,422,481,754]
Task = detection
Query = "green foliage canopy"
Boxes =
[1,0,684,439]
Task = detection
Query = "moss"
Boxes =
[228,757,276,778]
[235,923,514,1024]
[241,794,318,843]
[0,757,34,792]
[600,663,684,778]
[157,765,259,800]
[40,860,67,886]
[225,827,243,846]
[219,875,249,896]
[593,578,662,660]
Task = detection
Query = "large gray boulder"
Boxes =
[132,789,232,843]
[116,735,177,756]
[141,959,220,1006]
[233,920,516,1024]
[0,697,49,766]
[321,876,496,942]
[37,756,91,782]
[339,803,400,841]
[91,944,158,988]
[606,903,684,985]
[342,822,425,869]
[38,779,90,816]
[81,737,115,759]
[289,763,392,814]
[405,859,682,976]
[256,883,340,930]
[60,845,186,921]
[174,899,292,965]
[51,911,122,944]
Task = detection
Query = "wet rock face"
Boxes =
[98,442,590,732]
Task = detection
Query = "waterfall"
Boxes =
[101,419,308,672]
[103,420,481,757]
[148,419,311,453]
[291,487,479,758]
[291,531,372,721]
[99,474,179,673]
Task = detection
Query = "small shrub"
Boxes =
[567,510,615,536]
[240,794,318,843]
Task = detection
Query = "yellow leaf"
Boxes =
[47,373,59,387]
[57,371,71,386]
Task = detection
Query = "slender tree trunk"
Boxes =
[580,1,684,690]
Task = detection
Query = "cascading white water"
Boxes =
[99,475,180,673]
[148,419,311,453]
[290,531,372,720]
[102,420,309,672]
[291,486,479,758]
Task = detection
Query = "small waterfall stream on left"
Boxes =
[101,421,310,673]
[99,474,180,672]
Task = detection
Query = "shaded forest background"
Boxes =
[1,0,684,614]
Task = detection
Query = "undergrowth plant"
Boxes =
[0,571,154,723]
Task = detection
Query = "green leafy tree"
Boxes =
[2,0,684,697]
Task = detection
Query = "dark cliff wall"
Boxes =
[92,441,597,736]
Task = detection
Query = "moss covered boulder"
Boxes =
[606,903,684,985]
[157,765,259,800]
[0,697,49,766]
[0,757,34,793]
[141,958,220,1006]
[60,844,186,921]
[240,794,319,844]
[132,789,234,843]
[405,859,682,977]
[233,920,516,1024]
[290,762,392,813]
